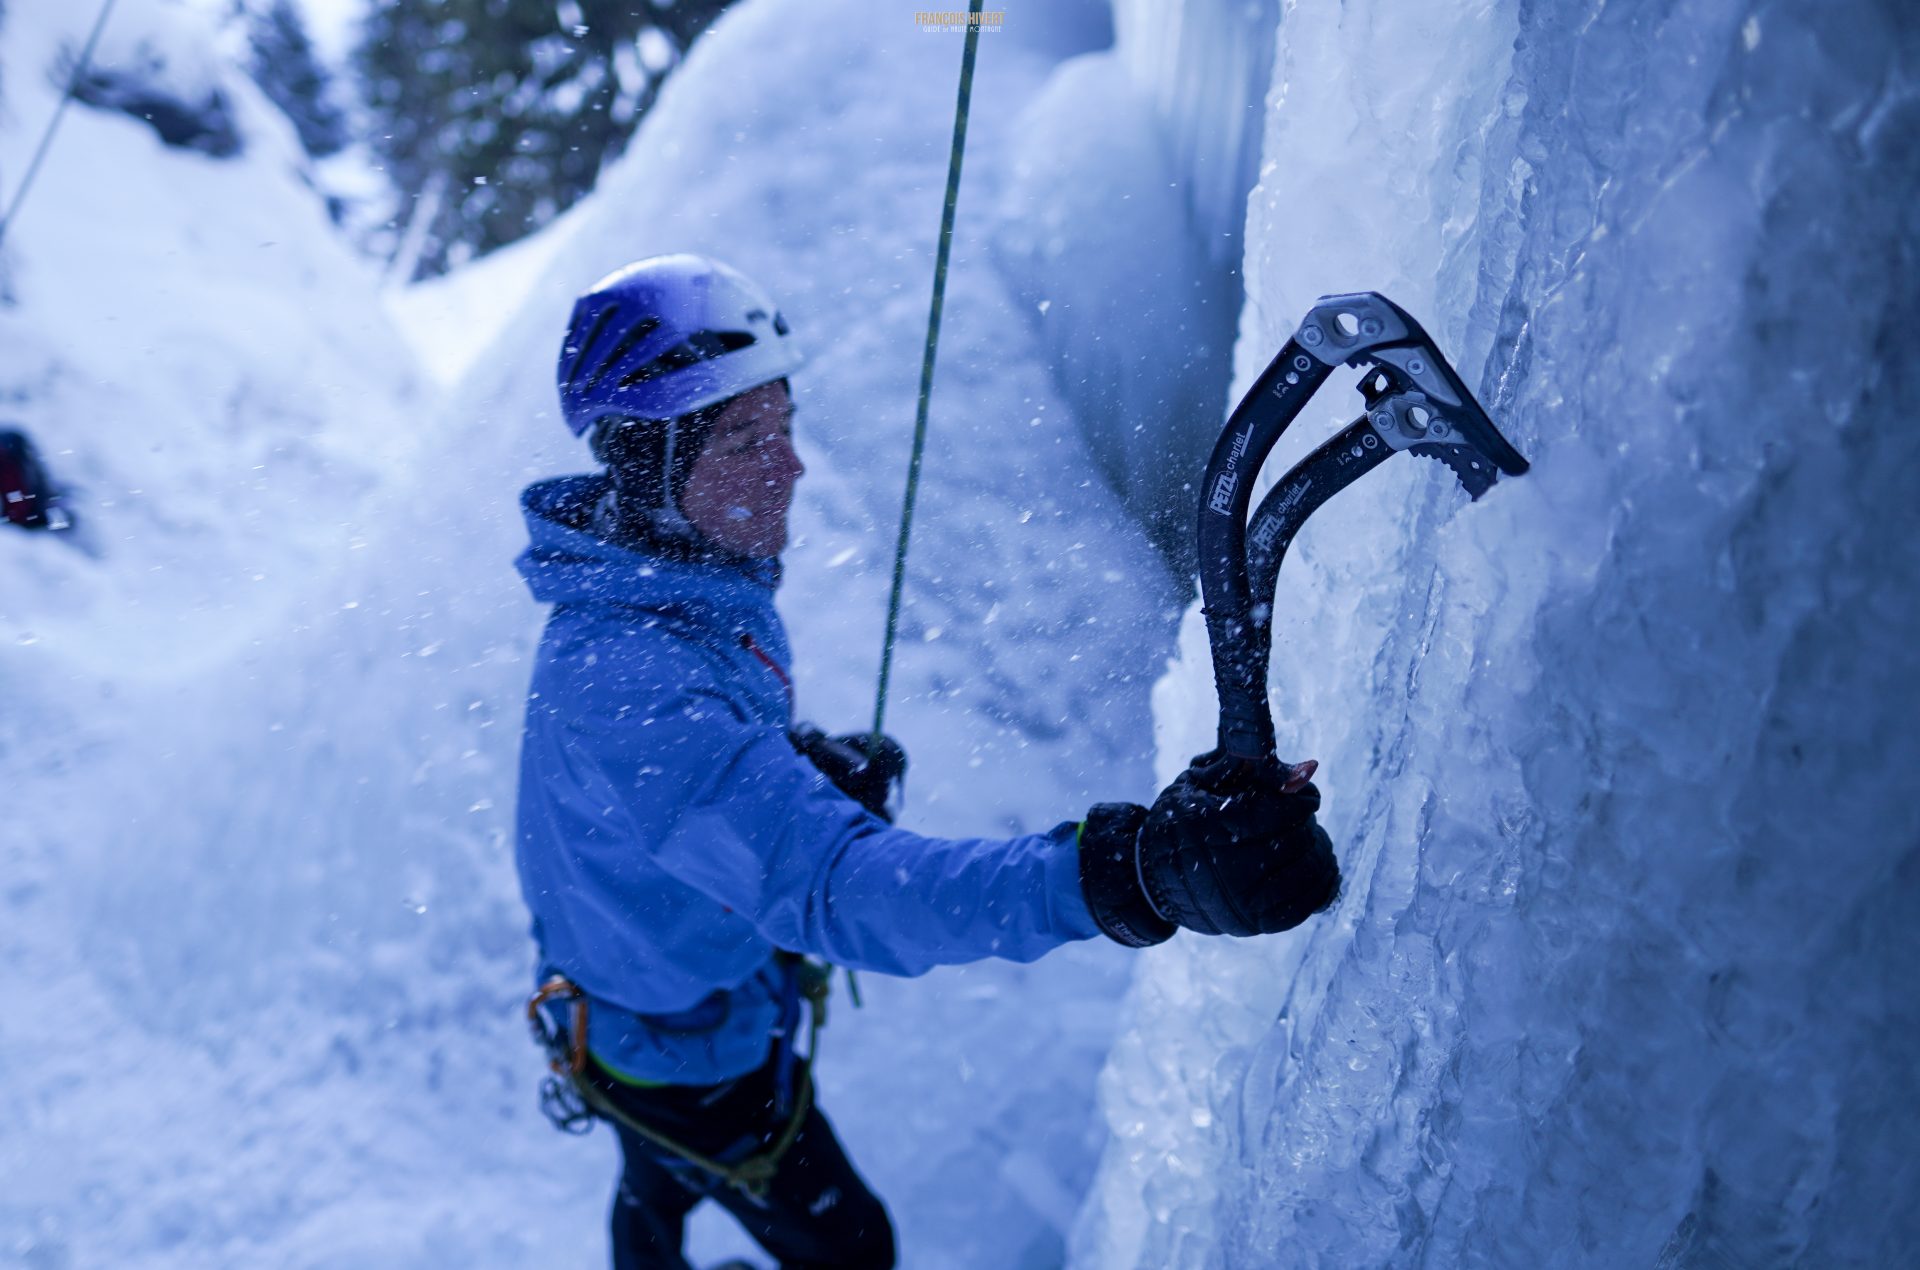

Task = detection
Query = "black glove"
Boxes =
[1079,754,1340,945]
[790,724,908,822]
[1077,802,1173,947]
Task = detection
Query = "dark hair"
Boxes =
[586,378,790,558]
[589,376,791,508]
[589,398,731,511]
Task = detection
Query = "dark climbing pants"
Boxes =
[593,1054,896,1270]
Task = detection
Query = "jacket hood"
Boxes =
[516,474,779,612]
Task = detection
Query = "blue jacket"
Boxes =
[513,475,1100,1084]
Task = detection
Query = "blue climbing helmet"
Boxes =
[556,254,805,439]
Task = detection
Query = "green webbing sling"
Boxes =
[540,961,830,1201]
[572,974,827,1201]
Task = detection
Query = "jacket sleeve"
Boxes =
[560,635,1103,976]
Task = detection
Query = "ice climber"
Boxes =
[514,255,1342,1270]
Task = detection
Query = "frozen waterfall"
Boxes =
[1075,1,1920,1266]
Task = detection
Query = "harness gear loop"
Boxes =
[526,964,829,1200]
[526,976,594,1134]
[527,975,590,1075]
[871,0,985,742]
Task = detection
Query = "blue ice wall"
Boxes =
[1076,1,1920,1265]
[993,0,1276,575]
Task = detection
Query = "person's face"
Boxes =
[679,380,805,558]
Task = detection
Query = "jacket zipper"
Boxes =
[739,632,794,713]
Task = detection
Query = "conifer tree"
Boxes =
[355,0,733,280]
[247,0,348,158]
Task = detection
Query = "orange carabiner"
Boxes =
[527,975,590,1077]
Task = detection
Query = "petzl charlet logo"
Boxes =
[1207,472,1238,516]
[1249,483,1306,546]
[917,9,1006,32]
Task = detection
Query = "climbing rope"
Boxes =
[0,0,120,253]
[871,0,985,739]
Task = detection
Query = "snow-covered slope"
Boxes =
[0,2,477,1265]
[382,195,591,386]
[6,0,1177,1266]
[1075,1,1920,1266]
[0,11,424,993]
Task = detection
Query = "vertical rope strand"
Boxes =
[872,0,985,740]
[0,0,120,252]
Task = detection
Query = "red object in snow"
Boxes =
[1,427,61,529]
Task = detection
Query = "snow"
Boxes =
[383,202,588,386]
[293,0,365,67]
[3,0,1171,1266]
[1110,0,1275,267]
[6,0,1916,1265]
[992,51,1231,575]
[991,0,1277,575]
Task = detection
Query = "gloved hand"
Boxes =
[1078,753,1340,946]
[790,724,908,822]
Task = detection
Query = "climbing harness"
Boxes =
[1196,292,1530,785]
[871,0,985,740]
[526,956,832,1201]
[0,0,120,252]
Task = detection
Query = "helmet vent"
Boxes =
[618,329,756,388]
[562,305,620,388]
[583,315,662,394]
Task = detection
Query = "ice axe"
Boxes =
[1195,293,1530,785]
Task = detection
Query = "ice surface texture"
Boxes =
[993,0,1277,576]
[1076,1,1920,1267]
[993,51,1232,576]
